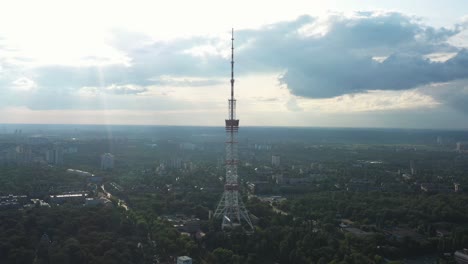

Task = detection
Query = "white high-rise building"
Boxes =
[272,155,280,167]
[46,145,63,165]
[101,153,114,170]
[177,256,192,264]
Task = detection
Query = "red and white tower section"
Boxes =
[214,29,254,231]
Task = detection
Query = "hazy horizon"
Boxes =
[1,122,468,131]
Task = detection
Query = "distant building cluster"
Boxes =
[179,142,197,150]
[253,143,272,150]
[155,158,196,174]
[12,145,33,164]
[456,142,468,153]
[0,194,28,210]
[420,183,461,193]
[0,195,51,210]
[169,157,183,169]
[0,191,111,210]
[0,136,78,166]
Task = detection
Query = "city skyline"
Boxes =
[1,1,468,129]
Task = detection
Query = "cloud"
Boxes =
[104,84,147,95]
[254,97,279,102]
[301,89,440,113]
[233,12,466,99]
[1,10,468,119]
[77,84,147,96]
[22,89,214,111]
[279,50,468,98]
[11,77,37,92]
[29,12,467,95]
[150,76,223,87]
[286,97,302,112]
[31,37,227,92]
[419,80,468,113]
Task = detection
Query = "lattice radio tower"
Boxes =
[214,29,254,232]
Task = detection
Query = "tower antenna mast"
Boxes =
[214,29,254,232]
[230,28,235,109]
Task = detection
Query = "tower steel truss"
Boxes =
[214,29,254,232]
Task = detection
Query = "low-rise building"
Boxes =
[0,194,28,204]
[67,169,94,177]
[50,193,87,204]
[420,183,453,193]
[85,197,111,206]
[0,201,20,210]
[342,227,374,237]
[455,249,468,264]
[177,256,192,264]
[247,181,271,194]
[87,176,103,184]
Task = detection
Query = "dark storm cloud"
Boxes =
[279,50,468,98]
[234,12,464,98]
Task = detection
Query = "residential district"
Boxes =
[0,125,468,264]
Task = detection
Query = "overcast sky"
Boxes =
[1,0,468,129]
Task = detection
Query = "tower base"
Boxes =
[214,190,254,231]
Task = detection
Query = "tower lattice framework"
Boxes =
[214,29,254,231]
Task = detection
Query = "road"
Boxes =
[100,184,129,211]
[249,194,289,215]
